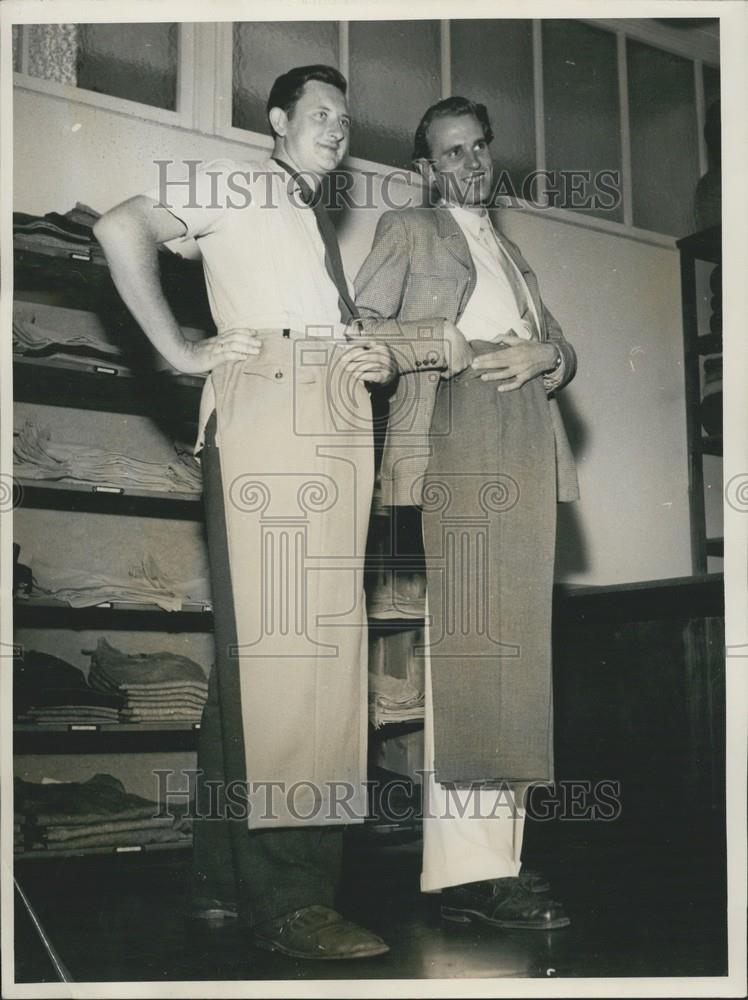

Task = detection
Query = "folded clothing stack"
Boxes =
[28,551,211,611]
[14,419,203,494]
[14,649,124,724]
[86,637,209,724]
[13,205,107,265]
[14,773,192,854]
[12,309,125,362]
[366,568,426,620]
[368,628,425,728]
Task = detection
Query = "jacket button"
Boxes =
[274,370,284,379]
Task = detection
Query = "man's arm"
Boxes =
[354,211,471,377]
[93,196,259,374]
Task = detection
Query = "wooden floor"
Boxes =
[13,811,727,985]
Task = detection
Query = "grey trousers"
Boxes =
[422,345,558,786]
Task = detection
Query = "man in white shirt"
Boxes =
[355,96,579,931]
[94,65,394,961]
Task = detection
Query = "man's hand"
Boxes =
[442,321,473,378]
[340,340,397,384]
[177,327,262,374]
[470,333,558,392]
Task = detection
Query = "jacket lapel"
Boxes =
[434,206,474,272]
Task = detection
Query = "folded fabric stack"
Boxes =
[13,649,124,724]
[14,419,202,494]
[14,773,192,855]
[13,204,106,265]
[368,629,425,728]
[86,637,209,724]
[367,569,426,620]
[29,551,211,611]
[13,309,125,362]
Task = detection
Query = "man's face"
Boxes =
[423,113,494,206]
[276,79,350,178]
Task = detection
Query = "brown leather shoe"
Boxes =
[441,877,570,930]
[253,905,389,960]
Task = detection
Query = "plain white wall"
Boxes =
[13,86,694,586]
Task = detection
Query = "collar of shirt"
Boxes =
[442,201,490,241]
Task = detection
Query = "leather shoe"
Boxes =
[519,868,551,894]
[441,877,570,930]
[253,905,389,960]
[187,897,239,922]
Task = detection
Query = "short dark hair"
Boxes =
[266,65,348,137]
[412,96,494,163]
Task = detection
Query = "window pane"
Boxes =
[233,22,339,134]
[627,40,700,237]
[543,20,622,222]
[21,23,178,109]
[451,19,535,197]
[349,20,440,169]
[77,24,178,109]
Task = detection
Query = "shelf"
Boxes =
[14,840,192,861]
[14,245,214,328]
[675,225,721,263]
[368,617,425,632]
[701,435,723,457]
[14,356,202,419]
[14,722,200,755]
[16,479,203,520]
[706,538,724,559]
[14,598,213,632]
[553,574,724,624]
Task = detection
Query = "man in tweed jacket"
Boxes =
[355,96,578,931]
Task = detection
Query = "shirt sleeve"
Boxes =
[142,158,254,239]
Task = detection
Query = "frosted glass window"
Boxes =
[233,22,339,134]
[542,20,622,222]
[18,23,178,109]
[703,64,720,114]
[451,19,535,196]
[349,21,440,169]
[627,40,700,237]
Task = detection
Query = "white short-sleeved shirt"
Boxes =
[149,156,348,334]
[145,156,351,450]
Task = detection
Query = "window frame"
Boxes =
[12,21,195,129]
[11,17,720,247]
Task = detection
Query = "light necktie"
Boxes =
[272,157,358,323]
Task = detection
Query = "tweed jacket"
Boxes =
[354,206,580,506]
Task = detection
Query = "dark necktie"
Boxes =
[272,157,358,323]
